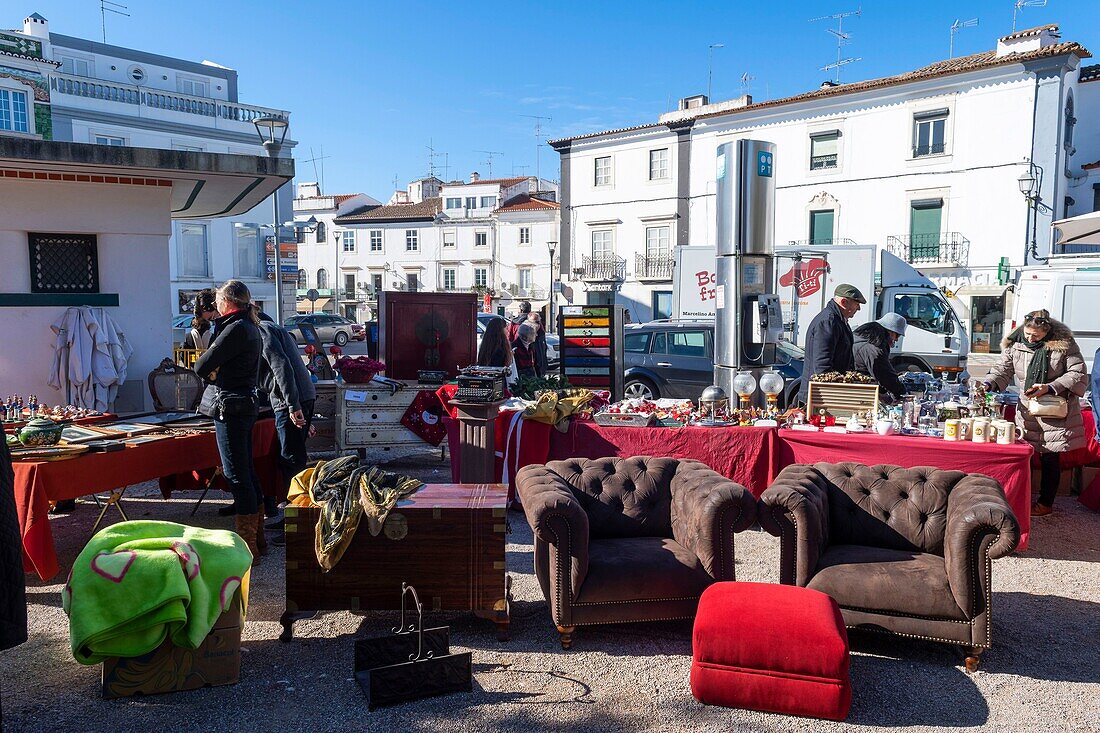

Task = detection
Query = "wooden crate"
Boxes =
[806,381,880,420]
[281,483,510,640]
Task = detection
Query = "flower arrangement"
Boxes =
[334,356,386,384]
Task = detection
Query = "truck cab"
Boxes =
[1012,263,1100,372]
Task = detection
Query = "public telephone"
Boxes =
[749,294,783,345]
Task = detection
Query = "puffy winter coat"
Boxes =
[986,319,1087,453]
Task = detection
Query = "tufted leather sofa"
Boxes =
[759,462,1020,670]
[516,456,757,649]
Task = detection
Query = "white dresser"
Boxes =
[336,381,429,461]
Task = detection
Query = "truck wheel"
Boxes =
[625,378,659,400]
[892,358,925,374]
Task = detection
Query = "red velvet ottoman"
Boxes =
[690,582,851,721]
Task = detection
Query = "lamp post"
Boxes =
[253,115,290,324]
[547,240,558,333]
[256,218,314,319]
[333,230,341,317]
[1017,163,1044,263]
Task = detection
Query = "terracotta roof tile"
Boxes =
[449,177,528,187]
[494,194,561,213]
[333,194,362,204]
[1000,24,1059,42]
[1083,160,1100,170]
[335,197,441,223]
[550,40,1090,146]
[1081,63,1100,82]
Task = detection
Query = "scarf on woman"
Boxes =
[1021,338,1050,390]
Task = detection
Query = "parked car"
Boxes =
[284,313,364,346]
[172,314,193,346]
[476,312,559,370]
[622,320,803,407]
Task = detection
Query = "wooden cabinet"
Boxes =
[336,382,426,462]
[379,292,478,381]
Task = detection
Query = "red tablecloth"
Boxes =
[548,422,777,496]
[14,418,279,581]
[777,429,1035,550]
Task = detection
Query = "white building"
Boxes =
[551,24,1098,350]
[6,11,296,320]
[295,174,560,322]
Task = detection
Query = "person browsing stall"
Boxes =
[513,322,538,380]
[797,283,865,404]
[477,316,514,369]
[853,313,908,403]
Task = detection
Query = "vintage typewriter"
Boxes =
[417,370,448,387]
[454,366,507,403]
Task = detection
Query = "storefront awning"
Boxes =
[297,298,330,313]
[1052,210,1100,246]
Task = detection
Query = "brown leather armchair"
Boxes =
[516,456,757,649]
[759,462,1020,670]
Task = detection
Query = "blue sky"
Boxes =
[22,0,1099,199]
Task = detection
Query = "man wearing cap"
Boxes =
[798,283,866,404]
[853,313,908,402]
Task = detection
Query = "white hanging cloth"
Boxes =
[48,306,133,411]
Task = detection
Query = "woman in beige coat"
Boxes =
[985,310,1087,516]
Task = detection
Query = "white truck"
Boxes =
[673,244,969,378]
[1011,259,1100,371]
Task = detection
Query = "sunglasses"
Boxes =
[1025,315,1050,326]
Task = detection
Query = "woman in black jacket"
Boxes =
[852,313,907,403]
[193,280,264,560]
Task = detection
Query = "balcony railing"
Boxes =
[886,232,970,267]
[635,253,674,280]
[50,73,289,125]
[809,153,837,170]
[786,237,857,247]
[580,255,626,282]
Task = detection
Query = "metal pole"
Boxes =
[266,142,283,325]
[333,231,340,316]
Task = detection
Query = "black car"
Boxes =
[622,321,803,407]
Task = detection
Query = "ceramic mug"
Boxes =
[958,418,973,441]
[972,419,990,443]
[875,419,894,436]
[944,419,960,441]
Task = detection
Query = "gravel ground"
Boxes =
[4,450,1099,733]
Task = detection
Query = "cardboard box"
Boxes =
[101,593,242,699]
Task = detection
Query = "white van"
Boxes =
[1012,262,1100,371]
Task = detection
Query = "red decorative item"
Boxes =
[400,390,447,446]
[691,582,852,721]
[334,356,385,384]
[304,344,316,355]
[329,345,343,356]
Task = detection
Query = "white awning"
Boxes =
[1052,210,1100,246]
[297,297,330,313]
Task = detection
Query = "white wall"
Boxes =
[0,179,173,410]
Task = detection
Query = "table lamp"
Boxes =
[759,370,784,415]
[732,371,757,409]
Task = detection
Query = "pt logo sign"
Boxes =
[778,258,829,298]
[756,151,773,177]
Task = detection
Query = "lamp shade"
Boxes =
[1017,170,1036,197]
[759,370,784,397]
[254,115,289,147]
[732,371,757,397]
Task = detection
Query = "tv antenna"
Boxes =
[100,0,129,43]
[810,7,862,83]
[740,72,755,94]
[392,174,399,192]
[520,114,552,181]
[302,146,332,191]
[476,150,505,178]
[511,163,530,176]
[1013,0,1047,32]
[425,139,449,179]
[950,18,979,58]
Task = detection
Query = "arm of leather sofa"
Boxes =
[759,465,830,586]
[516,465,590,625]
[943,474,1021,618]
[669,461,757,581]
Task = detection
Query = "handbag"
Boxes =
[198,385,256,420]
[1025,394,1068,419]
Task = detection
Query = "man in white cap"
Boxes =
[852,313,908,402]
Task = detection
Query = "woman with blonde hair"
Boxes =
[193,280,265,559]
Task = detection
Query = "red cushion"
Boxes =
[690,582,851,721]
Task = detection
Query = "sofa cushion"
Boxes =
[546,457,677,539]
[807,544,967,621]
[573,537,712,607]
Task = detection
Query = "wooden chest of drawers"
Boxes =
[336,381,427,461]
[280,483,510,640]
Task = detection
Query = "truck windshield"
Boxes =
[894,293,953,335]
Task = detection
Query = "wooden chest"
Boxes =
[280,483,510,640]
[336,381,429,461]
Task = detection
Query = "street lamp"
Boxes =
[1017,163,1045,263]
[253,115,290,323]
[547,240,558,333]
[332,230,342,317]
[1017,169,1037,198]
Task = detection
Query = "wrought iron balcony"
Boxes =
[581,255,626,282]
[635,253,674,280]
[886,232,970,267]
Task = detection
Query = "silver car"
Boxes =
[284,313,365,346]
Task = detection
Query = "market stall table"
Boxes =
[776,428,1035,550]
[14,418,280,580]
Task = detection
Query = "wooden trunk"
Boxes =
[281,483,510,640]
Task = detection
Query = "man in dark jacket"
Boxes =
[797,283,865,404]
[853,313,907,403]
[506,301,533,343]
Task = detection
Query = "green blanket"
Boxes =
[63,520,251,665]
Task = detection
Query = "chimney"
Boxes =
[469,171,480,183]
[23,12,50,39]
[679,94,709,110]
[296,182,321,198]
[997,24,1060,57]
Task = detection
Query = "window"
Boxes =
[177,223,209,278]
[371,273,383,294]
[28,233,99,294]
[480,196,497,209]
[649,148,669,180]
[1064,95,1076,151]
[594,156,612,186]
[407,273,419,292]
[0,89,29,133]
[344,273,356,295]
[645,226,670,258]
[405,230,419,251]
[894,293,952,335]
[446,197,463,209]
[465,197,477,209]
[519,227,531,245]
[233,225,262,279]
[370,230,383,252]
[518,268,533,291]
[443,268,456,290]
[317,268,328,289]
[475,231,488,247]
[652,291,673,321]
[591,229,613,258]
[94,135,125,146]
[172,143,203,152]
[57,56,92,76]
[913,110,948,157]
[474,267,487,288]
[809,132,839,170]
[668,331,708,358]
[624,332,652,353]
[443,231,456,248]
[177,76,209,97]
[342,230,356,252]
[809,209,835,244]
[651,331,667,354]
[298,269,308,289]
[315,221,327,244]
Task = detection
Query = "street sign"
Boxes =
[306,288,319,302]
